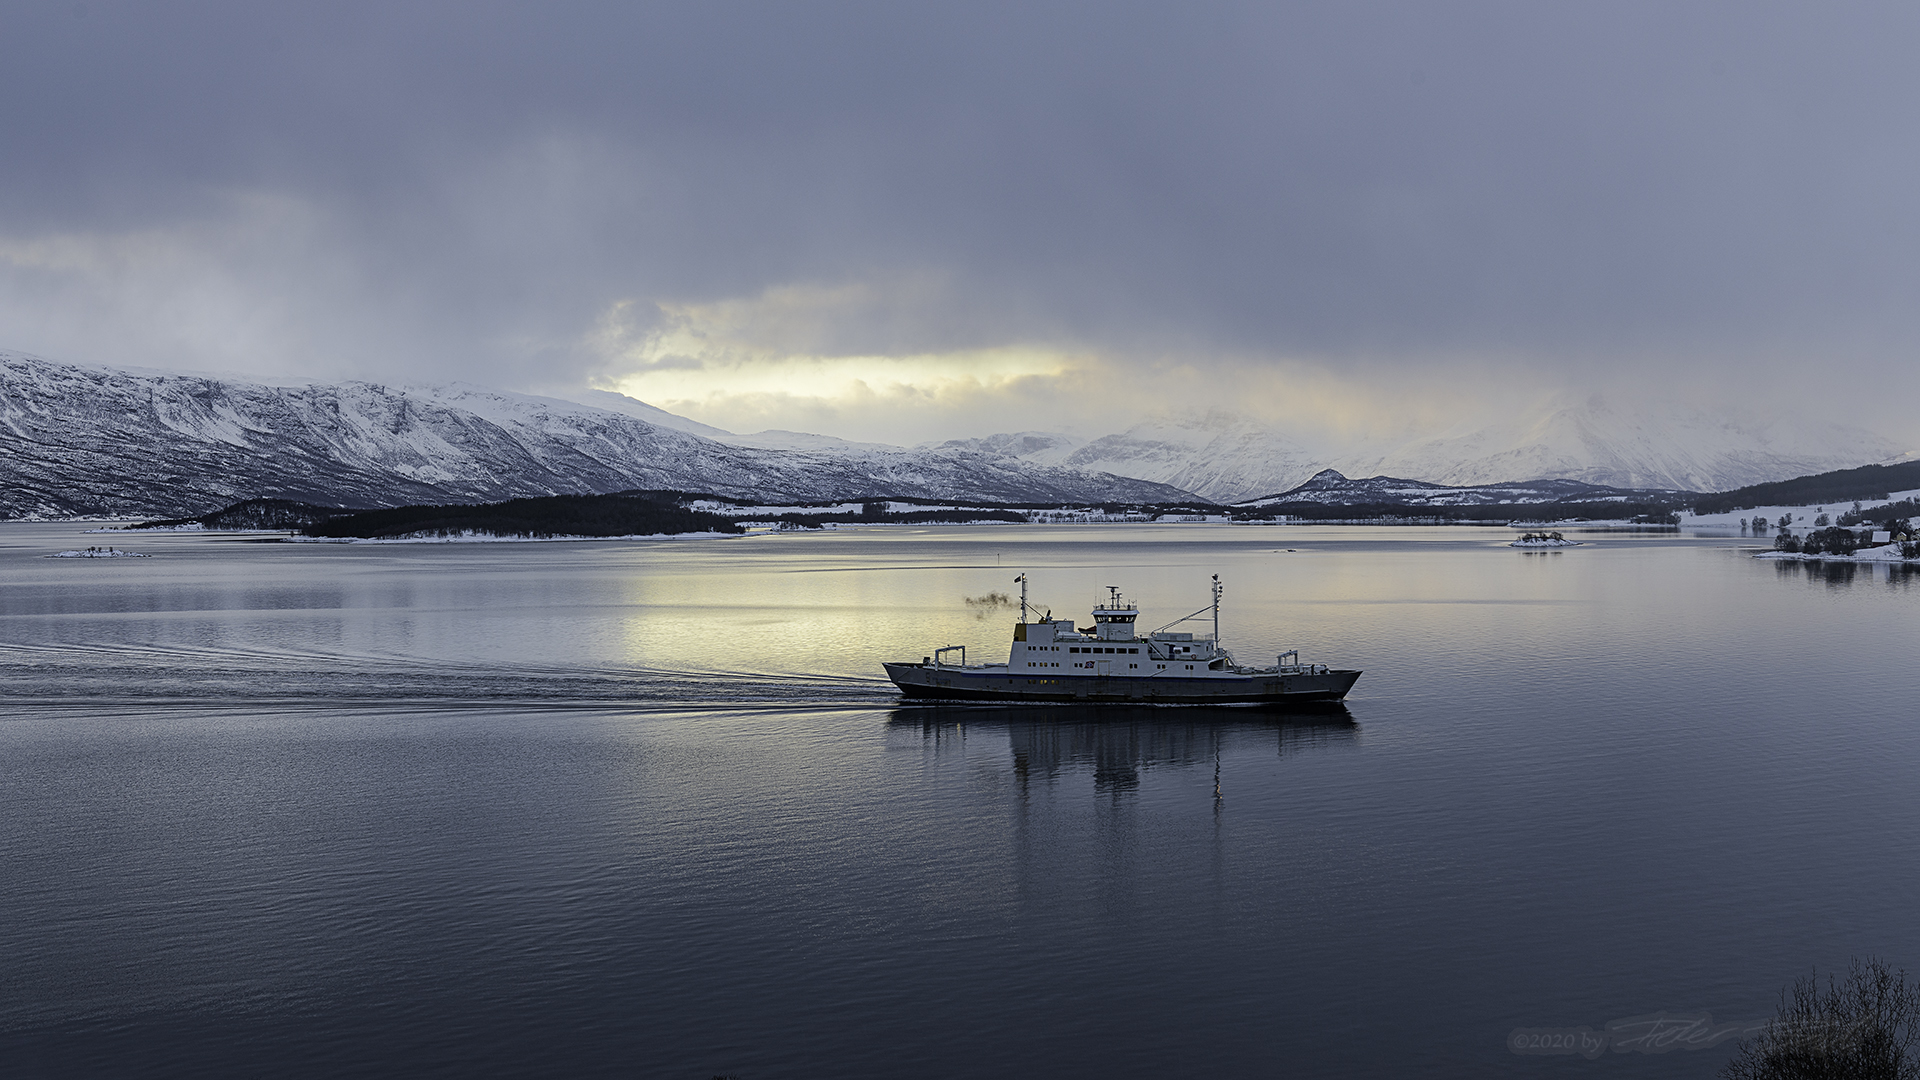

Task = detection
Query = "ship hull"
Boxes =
[883,662,1361,704]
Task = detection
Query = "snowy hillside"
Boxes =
[1334,392,1901,492]
[0,352,1189,518]
[8,351,1899,519]
[711,429,911,454]
[931,431,1084,467]
[559,389,732,436]
[935,414,1328,503]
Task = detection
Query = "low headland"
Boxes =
[86,459,1920,555]
[116,492,1221,542]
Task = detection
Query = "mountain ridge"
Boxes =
[1236,468,1676,509]
[1333,392,1901,491]
[933,413,1326,502]
[4,350,1908,518]
[929,396,1901,500]
[0,352,1189,518]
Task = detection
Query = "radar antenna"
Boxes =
[1212,574,1221,645]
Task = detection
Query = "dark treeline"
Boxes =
[696,495,1223,516]
[307,492,742,539]
[1693,461,1920,514]
[133,472,1920,537]
[132,498,353,531]
[127,492,1215,537]
[766,508,1028,527]
[1839,497,1920,529]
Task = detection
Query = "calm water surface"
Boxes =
[2,523,1917,1077]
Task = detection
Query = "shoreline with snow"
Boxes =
[284,529,750,545]
[1753,545,1919,564]
[1682,487,1920,532]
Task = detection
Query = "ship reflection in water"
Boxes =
[887,704,1357,795]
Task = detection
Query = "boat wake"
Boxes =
[0,641,899,710]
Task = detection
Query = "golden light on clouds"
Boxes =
[582,285,1562,447]
[586,287,1110,440]
[609,351,1084,435]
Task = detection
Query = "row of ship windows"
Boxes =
[1025,661,1196,670]
[1019,646,1142,654]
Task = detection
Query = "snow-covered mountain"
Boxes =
[0,352,1189,518]
[710,429,911,454]
[928,396,1902,501]
[559,388,731,436]
[934,413,1328,503]
[926,431,1083,467]
[1237,469,1662,508]
[1333,393,1902,493]
[8,351,1902,518]
[527,393,1910,505]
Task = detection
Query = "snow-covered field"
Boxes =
[1508,519,1655,528]
[1679,488,1920,532]
[1755,545,1917,563]
[1680,486,1920,563]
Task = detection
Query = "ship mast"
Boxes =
[1016,573,1028,624]
[1212,574,1221,643]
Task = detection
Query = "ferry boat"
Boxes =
[884,576,1361,704]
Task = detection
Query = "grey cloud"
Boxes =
[3,1,1919,421]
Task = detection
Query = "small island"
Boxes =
[1510,531,1581,548]
[46,546,151,559]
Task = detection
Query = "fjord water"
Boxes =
[2,524,1916,1078]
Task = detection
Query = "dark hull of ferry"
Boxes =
[883,663,1361,704]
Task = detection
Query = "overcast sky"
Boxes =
[4,1,1918,447]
